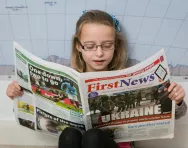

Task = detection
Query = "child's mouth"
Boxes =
[93,60,105,64]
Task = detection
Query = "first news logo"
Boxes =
[87,73,155,93]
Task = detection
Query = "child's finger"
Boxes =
[11,82,22,92]
[10,87,20,96]
[12,81,22,91]
[168,82,176,92]
[9,85,23,97]
[170,92,178,100]
[174,91,185,104]
[8,91,17,98]
[14,90,23,97]
[169,85,182,100]
[168,90,176,99]
[174,91,184,101]
[10,85,21,95]
[16,90,23,96]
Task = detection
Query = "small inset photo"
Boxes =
[18,101,34,115]
[18,118,35,130]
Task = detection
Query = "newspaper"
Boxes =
[13,41,175,142]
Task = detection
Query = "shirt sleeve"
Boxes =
[175,100,187,120]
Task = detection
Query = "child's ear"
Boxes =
[76,44,82,52]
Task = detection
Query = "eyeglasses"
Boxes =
[76,39,115,51]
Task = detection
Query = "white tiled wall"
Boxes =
[0,0,188,74]
[29,15,47,40]
[65,15,80,40]
[0,15,14,40]
[32,40,48,59]
[125,0,149,16]
[47,14,65,41]
[145,0,171,18]
[172,21,188,49]
[45,0,66,14]
[86,0,106,11]
[0,41,14,65]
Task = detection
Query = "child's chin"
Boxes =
[93,67,107,72]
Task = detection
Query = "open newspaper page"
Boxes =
[13,41,85,136]
[79,49,175,142]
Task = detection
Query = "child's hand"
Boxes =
[6,81,23,100]
[168,82,185,105]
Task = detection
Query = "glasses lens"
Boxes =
[102,43,115,50]
[84,44,96,51]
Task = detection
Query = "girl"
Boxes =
[6,10,187,148]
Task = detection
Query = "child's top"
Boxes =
[118,142,131,148]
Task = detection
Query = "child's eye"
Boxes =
[84,44,95,50]
[103,44,111,48]
[102,43,114,50]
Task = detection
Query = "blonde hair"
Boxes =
[71,10,127,72]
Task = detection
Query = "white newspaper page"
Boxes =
[79,49,175,142]
[13,41,85,136]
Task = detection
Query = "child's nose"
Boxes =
[95,46,104,56]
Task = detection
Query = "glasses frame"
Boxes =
[76,38,115,51]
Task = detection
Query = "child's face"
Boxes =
[78,23,115,72]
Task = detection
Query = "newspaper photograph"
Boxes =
[79,49,175,142]
[13,41,175,142]
[28,63,82,113]
[36,108,85,135]
[18,101,34,115]
[18,118,35,130]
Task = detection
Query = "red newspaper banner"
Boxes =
[85,59,160,83]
